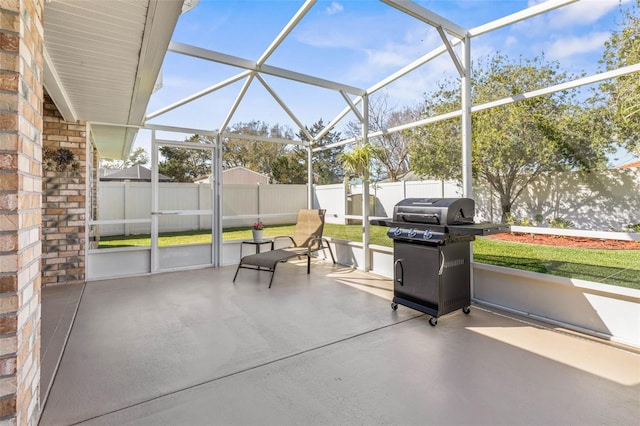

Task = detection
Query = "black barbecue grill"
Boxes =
[375,198,509,326]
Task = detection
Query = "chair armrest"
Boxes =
[273,235,296,248]
[308,236,323,252]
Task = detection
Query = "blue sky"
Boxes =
[140,0,636,165]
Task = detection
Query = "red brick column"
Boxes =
[0,0,44,424]
[41,94,86,285]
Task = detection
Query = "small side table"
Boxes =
[240,238,274,258]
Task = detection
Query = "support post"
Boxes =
[151,131,159,273]
[362,95,371,272]
[461,35,475,299]
[461,34,473,199]
[307,145,313,208]
[214,134,223,267]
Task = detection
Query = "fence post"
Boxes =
[124,181,130,236]
[257,183,261,223]
[198,183,203,230]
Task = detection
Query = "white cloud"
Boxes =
[514,0,629,36]
[504,35,518,48]
[342,29,447,85]
[326,2,344,15]
[548,0,630,28]
[544,32,611,60]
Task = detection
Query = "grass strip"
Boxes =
[98,224,640,289]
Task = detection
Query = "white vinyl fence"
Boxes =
[475,168,640,231]
[98,182,307,236]
[318,168,639,231]
[98,168,639,236]
[314,181,462,224]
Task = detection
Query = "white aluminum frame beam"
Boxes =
[381,0,467,39]
[469,0,578,37]
[169,41,365,96]
[220,131,307,147]
[314,63,640,153]
[314,103,360,143]
[90,121,220,138]
[369,42,456,95]
[317,0,589,153]
[255,74,315,142]
[340,90,364,123]
[146,70,253,120]
[471,63,640,114]
[153,139,215,149]
[145,123,220,137]
[219,73,255,132]
[257,0,316,66]
[437,26,464,77]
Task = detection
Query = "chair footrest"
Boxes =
[239,249,301,269]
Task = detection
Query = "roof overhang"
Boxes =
[43,0,184,159]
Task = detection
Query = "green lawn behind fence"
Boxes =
[98,224,640,289]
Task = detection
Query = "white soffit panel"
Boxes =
[43,0,183,159]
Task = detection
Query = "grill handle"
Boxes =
[438,252,445,276]
[394,259,404,286]
[396,212,440,224]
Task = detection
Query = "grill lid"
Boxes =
[393,198,475,226]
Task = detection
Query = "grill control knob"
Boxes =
[423,230,433,239]
[408,228,417,238]
[393,227,402,236]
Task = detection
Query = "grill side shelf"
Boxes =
[445,223,510,236]
[369,219,510,237]
[370,218,393,227]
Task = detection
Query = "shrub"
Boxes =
[534,214,544,226]
[547,217,574,229]
[505,213,521,226]
[521,218,533,227]
[627,224,640,233]
[505,214,534,227]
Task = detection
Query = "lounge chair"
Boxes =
[233,209,336,287]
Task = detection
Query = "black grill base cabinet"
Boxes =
[391,240,471,326]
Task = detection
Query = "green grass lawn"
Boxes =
[98,224,640,289]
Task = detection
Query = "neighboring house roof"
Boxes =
[222,167,270,185]
[194,167,270,185]
[99,166,173,182]
[43,0,185,160]
[380,171,422,182]
[616,160,640,169]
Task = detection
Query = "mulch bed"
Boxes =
[486,232,640,250]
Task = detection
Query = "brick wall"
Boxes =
[0,0,44,424]
[41,94,86,286]
[88,133,99,250]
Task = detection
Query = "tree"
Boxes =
[223,121,292,175]
[270,155,306,184]
[271,119,345,185]
[600,0,640,155]
[406,80,462,182]
[298,119,345,185]
[101,147,149,169]
[340,143,378,182]
[158,136,212,182]
[346,93,418,181]
[410,53,612,221]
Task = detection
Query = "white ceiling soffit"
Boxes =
[43,0,184,160]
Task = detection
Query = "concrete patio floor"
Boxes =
[40,259,640,425]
